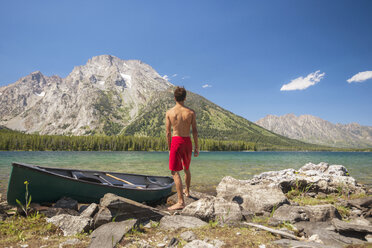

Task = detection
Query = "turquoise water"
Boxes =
[1,151,371,194]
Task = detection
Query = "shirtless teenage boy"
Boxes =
[166,86,199,210]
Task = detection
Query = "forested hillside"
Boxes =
[0,128,349,151]
[123,90,323,150]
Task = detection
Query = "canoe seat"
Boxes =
[72,171,105,184]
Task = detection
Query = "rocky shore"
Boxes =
[0,162,371,248]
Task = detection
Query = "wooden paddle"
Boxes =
[106,173,143,189]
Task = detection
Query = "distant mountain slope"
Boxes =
[256,114,372,148]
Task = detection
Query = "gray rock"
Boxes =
[295,221,366,247]
[80,203,99,218]
[59,238,81,248]
[159,215,207,230]
[300,162,330,174]
[40,207,79,218]
[332,218,372,233]
[181,196,214,221]
[47,214,92,236]
[183,240,215,248]
[272,239,329,248]
[93,193,166,228]
[349,217,371,226]
[213,197,243,223]
[347,196,372,209]
[248,162,365,194]
[306,204,341,222]
[182,196,243,223]
[216,176,288,215]
[100,193,166,220]
[180,231,197,242]
[54,197,78,211]
[351,208,363,217]
[93,207,112,228]
[88,219,137,248]
[271,205,309,224]
[309,234,324,244]
[270,204,341,225]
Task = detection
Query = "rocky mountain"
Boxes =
[0,55,318,149]
[256,114,372,148]
[0,55,171,135]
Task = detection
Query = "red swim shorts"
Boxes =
[169,136,192,171]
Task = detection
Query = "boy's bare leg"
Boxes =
[168,171,185,210]
[183,169,191,197]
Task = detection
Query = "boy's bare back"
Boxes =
[166,105,196,137]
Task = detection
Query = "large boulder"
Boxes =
[249,162,365,194]
[159,215,208,230]
[181,196,215,221]
[216,176,289,215]
[88,219,137,248]
[271,205,309,224]
[306,204,342,222]
[332,218,372,234]
[93,193,166,228]
[347,196,372,210]
[47,214,93,236]
[295,221,368,247]
[182,196,243,223]
[270,204,341,225]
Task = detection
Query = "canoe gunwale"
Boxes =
[11,162,174,192]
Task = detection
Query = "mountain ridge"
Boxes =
[256,114,372,148]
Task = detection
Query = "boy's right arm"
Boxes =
[166,112,171,152]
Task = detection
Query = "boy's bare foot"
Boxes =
[167,202,185,210]
[183,189,190,197]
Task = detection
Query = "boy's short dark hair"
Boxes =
[174,86,186,102]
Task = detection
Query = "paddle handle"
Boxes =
[106,173,143,189]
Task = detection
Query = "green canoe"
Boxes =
[7,162,174,205]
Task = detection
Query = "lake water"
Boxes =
[1,151,371,195]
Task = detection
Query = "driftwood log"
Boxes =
[243,222,301,241]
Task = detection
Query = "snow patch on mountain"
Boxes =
[120,73,132,88]
[35,92,45,97]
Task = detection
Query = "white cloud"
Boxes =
[162,75,169,80]
[347,71,372,83]
[280,70,325,91]
[171,74,178,78]
[202,84,212,88]
[181,76,190,80]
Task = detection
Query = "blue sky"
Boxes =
[1,0,372,125]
